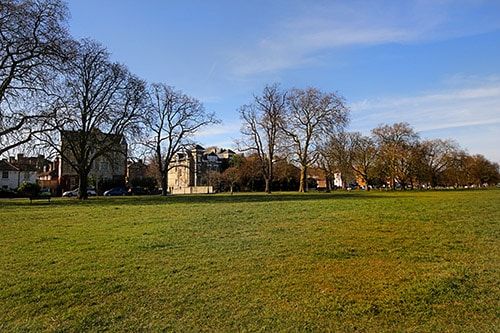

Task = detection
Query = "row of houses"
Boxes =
[1,131,236,194]
[0,157,39,190]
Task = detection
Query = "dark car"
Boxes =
[103,187,127,196]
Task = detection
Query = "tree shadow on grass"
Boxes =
[0,191,404,208]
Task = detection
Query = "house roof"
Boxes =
[0,160,19,172]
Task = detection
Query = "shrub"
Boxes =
[17,182,41,197]
[129,177,157,191]
[0,188,16,198]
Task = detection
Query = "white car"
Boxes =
[62,187,97,197]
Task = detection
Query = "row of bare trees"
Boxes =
[1,0,218,199]
[320,122,499,189]
[238,84,499,192]
[238,84,349,193]
[232,122,499,192]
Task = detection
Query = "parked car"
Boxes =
[103,187,127,196]
[62,187,97,197]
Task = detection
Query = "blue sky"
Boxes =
[68,0,500,162]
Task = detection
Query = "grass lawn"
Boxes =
[0,190,499,331]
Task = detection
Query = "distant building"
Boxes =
[309,169,344,190]
[1,153,60,193]
[8,153,51,172]
[168,145,236,193]
[333,172,343,188]
[127,159,148,182]
[58,130,127,191]
[0,159,37,190]
[38,158,60,194]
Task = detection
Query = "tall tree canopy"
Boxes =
[282,87,349,192]
[0,0,71,155]
[238,83,286,193]
[372,122,419,189]
[40,39,147,199]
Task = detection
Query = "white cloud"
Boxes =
[229,1,500,76]
[194,123,240,150]
[349,78,500,162]
[350,84,500,129]
[195,123,240,138]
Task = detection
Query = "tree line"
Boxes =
[1,1,498,199]
[233,85,499,193]
[1,0,218,199]
[326,123,500,190]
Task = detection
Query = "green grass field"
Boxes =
[0,190,499,331]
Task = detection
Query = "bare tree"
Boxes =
[466,154,499,187]
[222,166,239,194]
[372,122,419,189]
[144,83,219,196]
[238,83,286,193]
[281,87,349,192]
[39,40,147,199]
[0,0,71,155]
[417,139,458,187]
[318,131,353,190]
[349,132,378,190]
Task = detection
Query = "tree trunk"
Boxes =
[298,166,307,192]
[264,178,271,194]
[364,176,370,191]
[160,167,168,196]
[161,175,168,196]
[267,159,273,194]
[78,172,89,200]
[431,174,438,188]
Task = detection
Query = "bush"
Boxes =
[129,177,157,191]
[17,182,41,197]
[0,188,17,198]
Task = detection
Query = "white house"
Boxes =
[0,160,37,190]
[334,172,343,188]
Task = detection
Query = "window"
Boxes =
[2,171,8,179]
